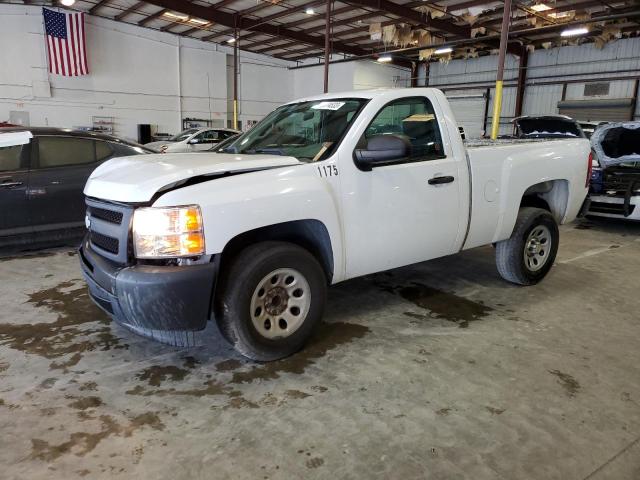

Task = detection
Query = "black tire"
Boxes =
[215,241,327,361]
[495,207,559,285]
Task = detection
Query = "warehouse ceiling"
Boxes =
[18,0,640,62]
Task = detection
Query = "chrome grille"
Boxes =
[601,173,640,197]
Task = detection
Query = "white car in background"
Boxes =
[145,127,240,153]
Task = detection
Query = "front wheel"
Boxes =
[495,207,559,285]
[215,241,327,361]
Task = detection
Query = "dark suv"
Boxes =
[0,127,151,248]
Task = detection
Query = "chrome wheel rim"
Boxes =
[524,225,552,272]
[250,268,311,339]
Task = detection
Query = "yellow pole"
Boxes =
[490,80,503,139]
[490,0,512,140]
[233,28,239,131]
[233,99,238,130]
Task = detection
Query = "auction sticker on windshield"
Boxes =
[312,101,346,111]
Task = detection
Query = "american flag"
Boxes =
[43,7,89,76]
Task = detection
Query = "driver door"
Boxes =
[341,96,464,278]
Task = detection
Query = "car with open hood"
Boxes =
[586,122,640,220]
[511,115,586,139]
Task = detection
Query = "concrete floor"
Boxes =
[0,217,639,480]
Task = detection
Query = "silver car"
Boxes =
[145,127,240,153]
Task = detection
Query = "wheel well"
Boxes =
[218,220,334,283]
[520,180,569,222]
[520,194,550,211]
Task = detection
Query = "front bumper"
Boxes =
[79,236,217,346]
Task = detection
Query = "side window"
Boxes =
[37,137,96,168]
[361,97,445,162]
[95,141,114,161]
[0,145,24,172]
[218,131,234,140]
[195,131,218,143]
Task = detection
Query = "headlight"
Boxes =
[133,205,205,258]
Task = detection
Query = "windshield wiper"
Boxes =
[247,148,285,155]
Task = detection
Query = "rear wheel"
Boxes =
[215,241,326,361]
[495,207,559,285]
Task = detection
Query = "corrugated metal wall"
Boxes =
[424,37,640,136]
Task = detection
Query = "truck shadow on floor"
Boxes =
[0,244,526,404]
[573,216,640,235]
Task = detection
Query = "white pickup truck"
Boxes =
[79,88,591,361]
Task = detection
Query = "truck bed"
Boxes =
[462,137,590,251]
[464,138,571,148]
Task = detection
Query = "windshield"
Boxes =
[517,118,583,138]
[211,134,240,152]
[169,128,200,142]
[225,98,367,161]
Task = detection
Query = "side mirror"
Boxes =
[188,138,200,144]
[354,134,410,171]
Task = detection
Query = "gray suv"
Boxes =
[0,127,151,248]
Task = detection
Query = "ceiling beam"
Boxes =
[138,8,168,26]
[242,0,469,54]
[142,0,369,56]
[506,8,640,37]
[249,13,527,59]
[342,0,470,37]
[239,1,433,50]
[286,50,337,61]
[242,11,388,52]
[89,0,112,15]
[114,1,146,21]
[179,26,209,36]
[446,0,498,11]
[206,0,327,42]
[198,0,282,40]
[160,21,182,32]
[211,0,243,9]
[474,0,610,29]
[142,0,237,24]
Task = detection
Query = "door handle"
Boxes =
[428,175,455,185]
[0,180,24,189]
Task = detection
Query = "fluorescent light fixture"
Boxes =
[305,7,315,14]
[377,54,392,62]
[227,37,236,44]
[561,27,589,37]
[549,11,571,19]
[60,0,76,6]
[434,47,453,54]
[189,18,209,25]
[531,3,551,12]
[164,11,189,21]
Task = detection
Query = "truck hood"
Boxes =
[84,152,301,203]
[591,122,640,168]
